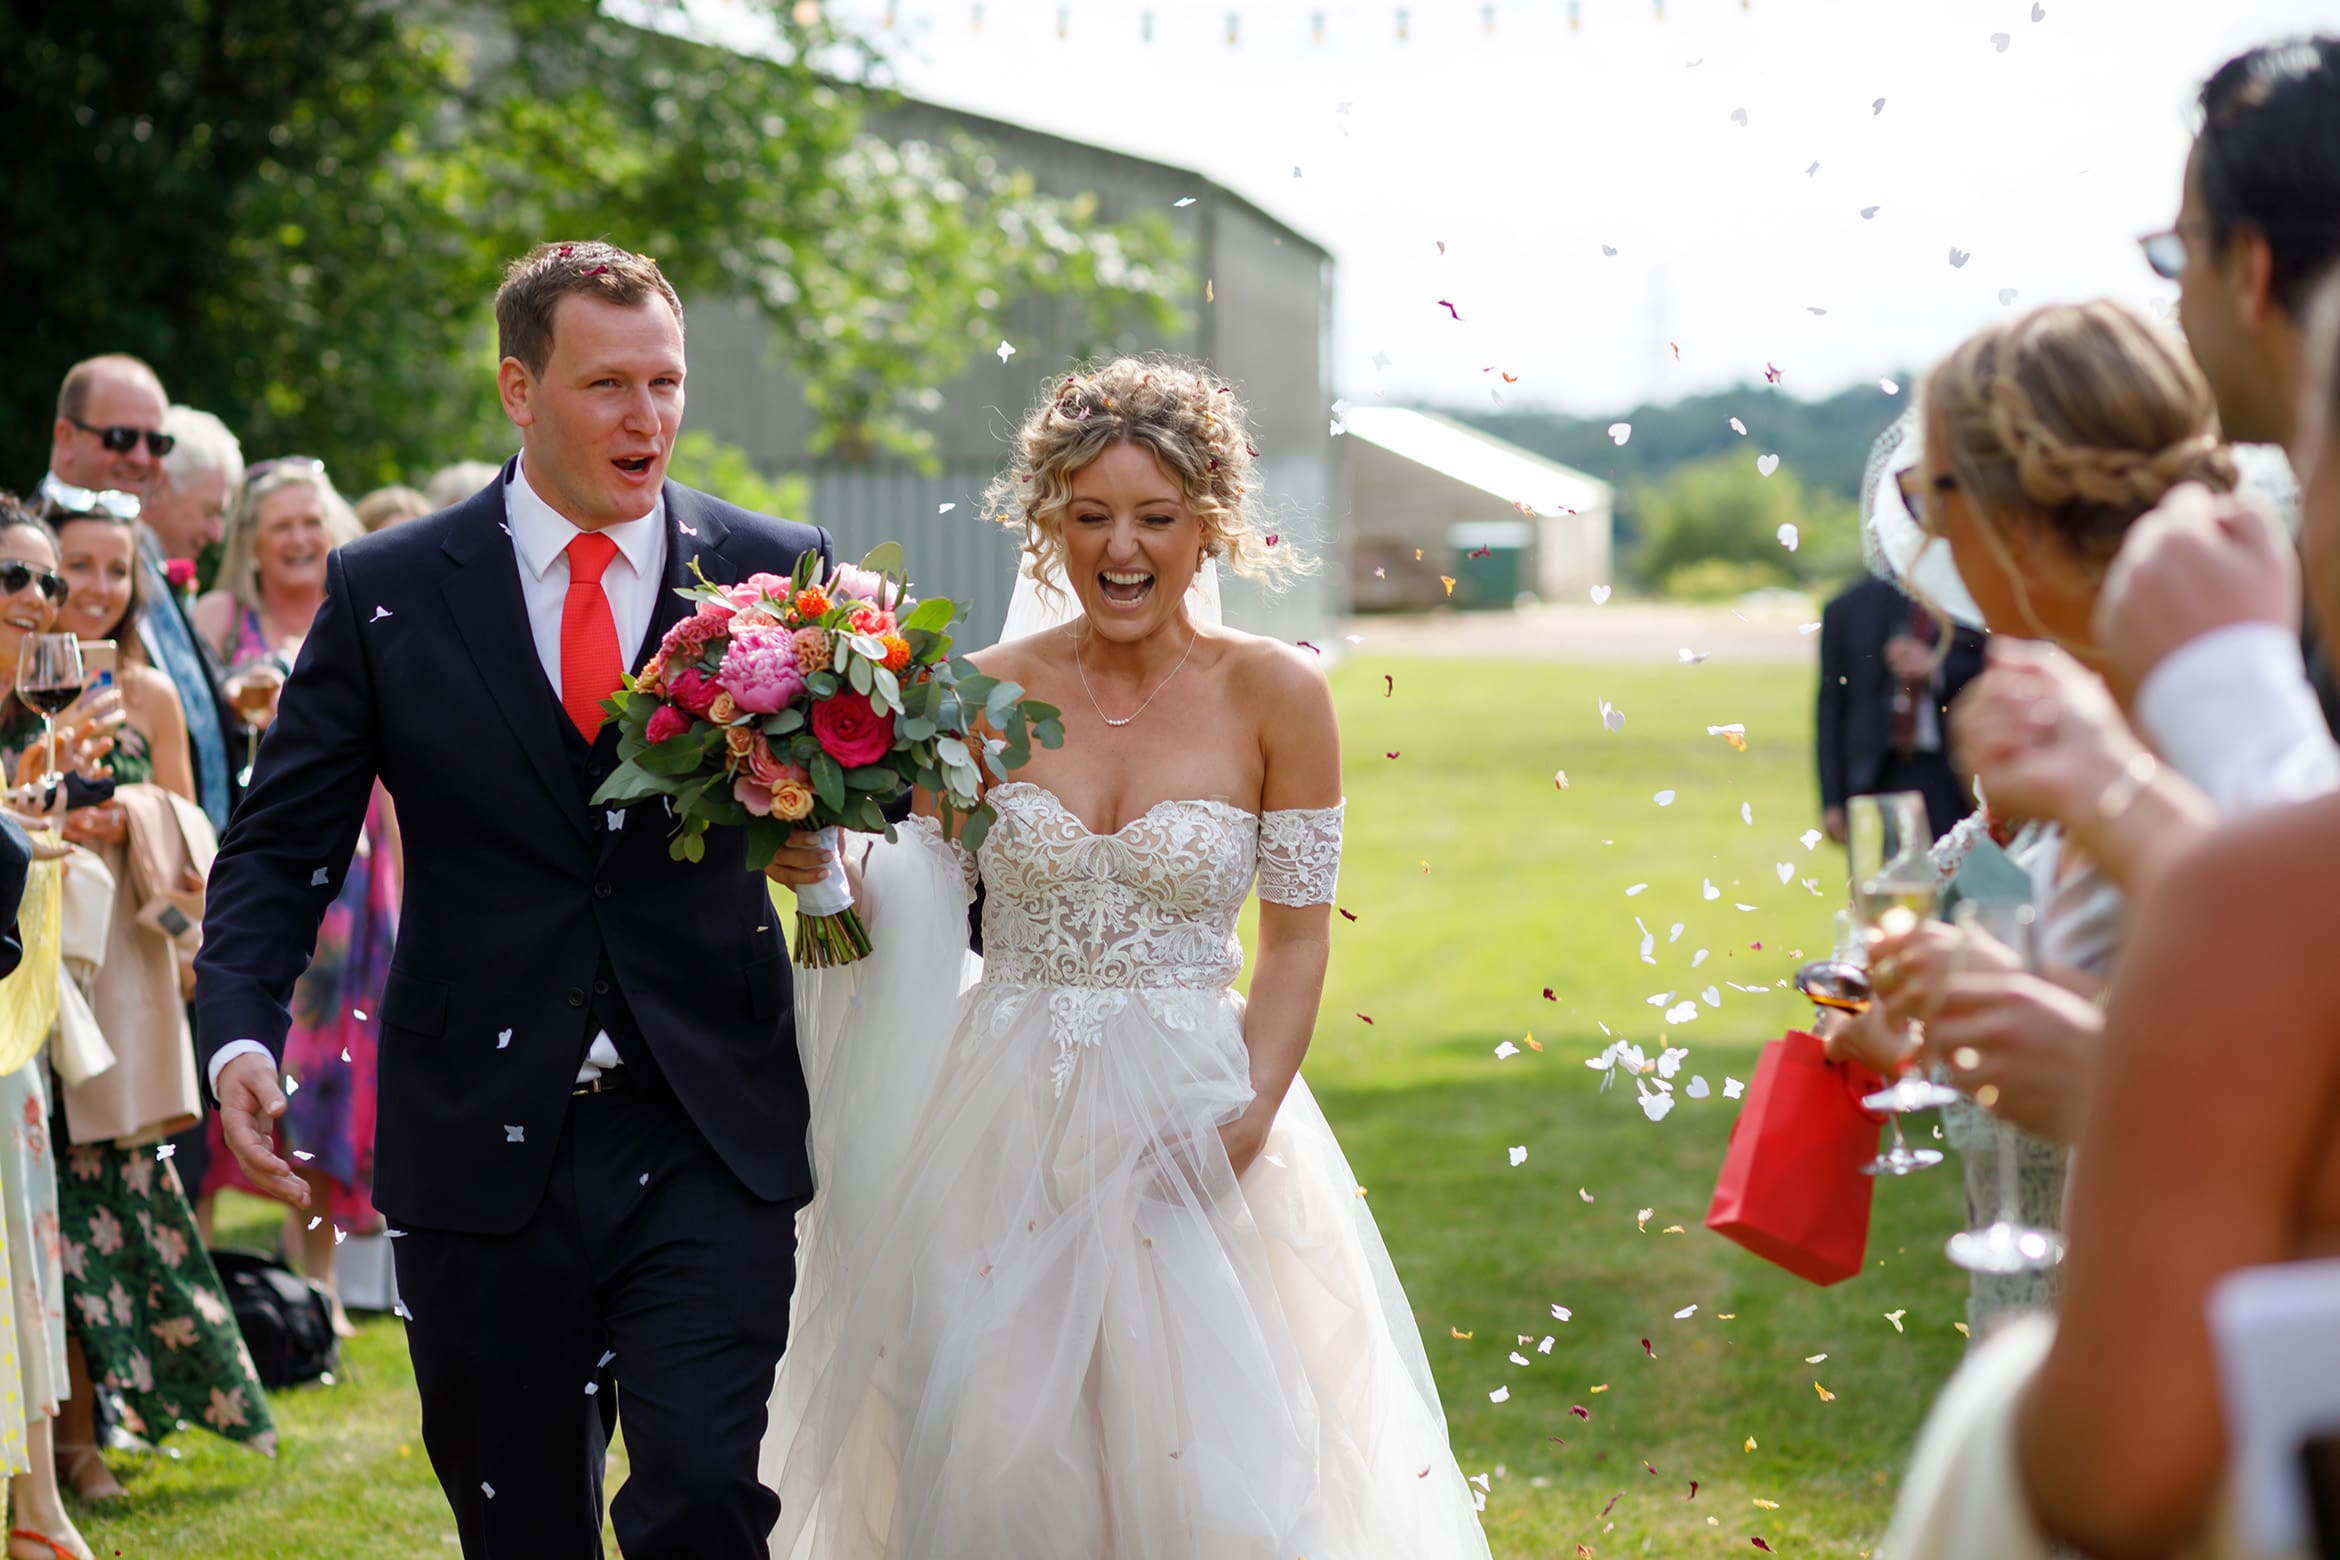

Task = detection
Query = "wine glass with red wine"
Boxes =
[17,634,84,786]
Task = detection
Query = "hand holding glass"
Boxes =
[15,635,83,786]
[1943,901,2066,1274]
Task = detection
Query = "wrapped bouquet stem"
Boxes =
[592,543,1064,966]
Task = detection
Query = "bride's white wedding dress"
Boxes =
[763,780,1493,1558]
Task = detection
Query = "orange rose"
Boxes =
[637,651,666,694]
[724,726,755,760]
[769,778,816,821]
[709,691,740,725]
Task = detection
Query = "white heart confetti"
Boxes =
[1861,205,1881,220]
[1639,1090,1676,1121]
[1539,1336,1555,1354]
[1758,454,1782,478]
[1510,1351,1531,1366]
[1801,829,1823,850]
[1601,244,1618,257]
[1607,422,1633,446]
[937,502,957,514]
[311,868,330,887]
[1730,106,1748,126]
[1600,699,1626,732]
[1687,1076,1710,1099]
[1679,648,1708,664]
[1665,1001,1698,1024]
[1654,790,1676,807]
[1590,585,1611,604]
[1999,287,2020,305]
[1776,521,1798,549]
[1776,863,1794,884]
[1703,986,1722,1007]
[369,606,393,623]
[1669,922,1685,943]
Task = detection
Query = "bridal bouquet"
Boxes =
[592,544,1063,966]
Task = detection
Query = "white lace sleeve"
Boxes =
[1256,802,1344,907]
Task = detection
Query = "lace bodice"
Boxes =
[971,782,1341,995]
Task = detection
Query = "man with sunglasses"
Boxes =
[35,356,244,829]
[2088,37,2340,823]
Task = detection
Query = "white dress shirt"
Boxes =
[209,455,667,1095]
[2134,621,2340,818]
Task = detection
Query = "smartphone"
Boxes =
[77,639,117,691]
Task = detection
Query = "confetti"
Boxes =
[1807,1353,1828,1363]
[1800,828,1823,850]
[1775,520,1797,548]
[1861,204,1882,220]
[1489,1386,1510,1404]
[1730,106,1749,126]
[482,1482,496,1499]
[1626,883,1649,897]
[1873,96,1888,114]
[1553,770,1570,791]
[1600,700,1626,732]
[1703,878,1720,900]
[1357,1014,1375,1025]
[1607,422,1633,446]
[1552,1304,1573,1321]
[1724,1077,1745,1099]
[369,605,393,623]
[1494,1041,1520,1060]
[1578,1187,1593,1201]
[1955,1322,1972,1338]
[497,1029,513,1049]
[1674,1304,1699,1319]
[1637,1207,1655,1232]
[1384,674,1395,697]
[1589,585,1611,604]
[1570,1405,1592,1420]
[1755,1498,1780,1509]
[504,1125,525,1143]
[1814,1381,1836,1402]
[1991,30,2011,50]
[1678,649,1708,665]
[1729,417,1748,436]
[996,340,1016,361]
[1174,195,1196,207]
[1765,362,1783,384]
[1436,299,1463,320]
[1654,790,1676,807]
[1754,1538,1776,1552]
[1759,454,1783,479]
[1709,723,1747,751]
[1687,1076,1710,1099]
[310,868,330,887]
[1999,287,2021,305]
[1885,1309,1908,1333]
[1440,575,1456,597]
[1882,377,1901,394]
[1742,802,1754,824]
[156,1143,176,1161]
[606,810,626,831]
[1689,1481,1701,1500]
[1508,1146,1528,1167]
[1746,1437,1759,1452]
[1509,1351,1530,1366]
[1950,246,1972,268]
[1641,1337,1658,1359]
[1539,1336,1555,1354]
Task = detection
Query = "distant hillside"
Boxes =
[1446,379,1912,549]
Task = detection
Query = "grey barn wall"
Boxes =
[679,97,1345,656]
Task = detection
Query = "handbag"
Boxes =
[1705,1029,1888,1286]
[210,1248,338,1389]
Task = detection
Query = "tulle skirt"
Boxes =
[764,833,1491,1560]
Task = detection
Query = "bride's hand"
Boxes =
[1218,1105,1272,1180]
[764,828,836,890]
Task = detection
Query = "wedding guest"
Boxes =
[1815,573,1984,843]
[420,460,499,512]
[191,460,391,1334]
[2089,37,2340,818]
[37,366,243,837]
[1831,301,2234,1338]
[0,516,275,1501]
[354,484,429,534]
[143,409,243,570]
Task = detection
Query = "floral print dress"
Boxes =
[0,700,277,1452]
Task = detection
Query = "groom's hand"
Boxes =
[216,1051,311,1208]
[763,829,834,890]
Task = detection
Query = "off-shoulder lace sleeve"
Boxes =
[898,813,979,898]
[1256,801,1344,907]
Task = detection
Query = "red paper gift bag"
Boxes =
[1705,1030,1887,1286]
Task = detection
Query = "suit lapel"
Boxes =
[439,473,593,845]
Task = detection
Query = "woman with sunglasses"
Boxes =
[1828,301,2235,1332]
[189,460,393,1338]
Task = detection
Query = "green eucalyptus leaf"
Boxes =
[810,751,846,813]
[900,596,955,635]
[591,765,672,806]
[744,815,790,870]
[857,540,906,582]
[958,805,995,855]
[764,708,806,735]
[847,656,873,695]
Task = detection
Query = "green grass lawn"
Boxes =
[77,653,1971,1557]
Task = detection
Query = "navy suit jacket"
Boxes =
[194,472,833,1234]
[1815,575,1986,812]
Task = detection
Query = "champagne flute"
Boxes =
[231,655,288,787]
[1848,791,1963,1115]
[16,635,84,787]
[1944,901,2067,1274]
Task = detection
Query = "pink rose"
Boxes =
[845,603,896,638]
[718,628,806,715]
[665,665,721,717]
[733,775,775,817]
[744,734,800,789]
[810,687,894,767]
[744,571,794,600]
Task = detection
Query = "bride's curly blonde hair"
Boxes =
[982,357,1305,598]
[1924,300,2238,580]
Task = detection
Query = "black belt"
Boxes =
[570,1069,628,1098]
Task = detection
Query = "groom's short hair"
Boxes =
[495,242,686,377]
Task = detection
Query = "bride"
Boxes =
[761,358,1492,1559]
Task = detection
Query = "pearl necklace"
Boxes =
[1074,624,1198,728]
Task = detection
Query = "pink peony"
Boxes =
[718,628,806,715]
[665,665,721,717]
[645,703,692,744]
[828,563,889,603]
[811,687,895,767]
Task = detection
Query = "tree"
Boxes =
[0,1,1185,488]
[1628,451,1864,596]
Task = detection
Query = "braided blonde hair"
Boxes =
[1924,301,2237,584]
[982,356,1304,600]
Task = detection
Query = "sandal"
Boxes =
[9,1529,91,1560]
[51,1444,122,1503]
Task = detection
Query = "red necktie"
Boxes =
[560,532,624,742]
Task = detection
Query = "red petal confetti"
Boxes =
[1764,362,1783,384]
[1599,1493,1621,1519]
[1543,988,1557,1001]
[1437,299,1463,319]
[1645,1461,1659,1476]
[1265,534,1279,547]
[1338,907,1358,922]
[1641,1337,1657,1358]
[587,264,610,276]
[1547,1435,1568,1445]
[1688,1481,1700,1500]
[1751,941,1764,951]
[1671,341,1682,361]
[1297,640,1322,654]
[558,245,575,256]
[1384,675,1395,697]
[1470,545,1492,558]
[1577,1547,1594,1559]
[1245,442,1260,457]
[1753,1541,1776,1554]
[1357,1014,1375,1025]
[1386,751,1401,760]
[1570,1404,1591,1419]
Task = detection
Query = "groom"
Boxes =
[196,241,837,1557]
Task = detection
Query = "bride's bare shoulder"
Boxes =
[1215,627,1332,710]
[966,631,1067,683]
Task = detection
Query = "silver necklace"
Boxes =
[1074,625,1198,728]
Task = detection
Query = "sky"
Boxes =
[678,0,2338,418]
